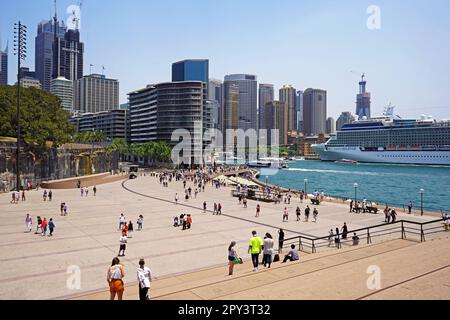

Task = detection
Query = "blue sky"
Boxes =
[1,0,450,120]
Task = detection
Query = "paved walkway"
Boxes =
[0,174,438,299]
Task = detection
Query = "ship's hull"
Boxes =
[312,144,450,165]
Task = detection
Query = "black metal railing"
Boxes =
[283,217,449,254]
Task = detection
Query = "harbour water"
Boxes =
[259,160,450,213]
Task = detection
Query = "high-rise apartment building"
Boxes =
[69,109,128,140]
[75,74,119,114]
[50,76,73,113]
[35,20,66,91]
[355,74,371,119]
[302,88,327,136]
[258,84,274,130]
[279,85,297,132]
[0,43,8,85]
[265,101,288,145]
[336,111,356,131]
[128,81,210,163]
[223,74,257,131]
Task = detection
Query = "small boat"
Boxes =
[335,159,358,164]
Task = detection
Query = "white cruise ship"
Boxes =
[312,109,450,165]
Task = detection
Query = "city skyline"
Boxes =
[1,0,450,120]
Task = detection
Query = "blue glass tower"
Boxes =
[172,59,209,83]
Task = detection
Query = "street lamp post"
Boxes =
[13,21,27,192]
[304,179,308,199]
[354,183,358,204]
[420,189,424,216]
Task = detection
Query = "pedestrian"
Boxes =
[118,231,127,256]
[137,215,143,231]
[182,215,187,230]
[25,214,32,232]
[282,244,300,263]
[41,218,48,236]
[262,233,274,268]
[305,205,310,222]
[48,218,55,236]
[248,231,263,272]
[203,201,207,213]
[137,258,152,300]
[278,228,285,253]
[313,208,319,222]
[64,203,68,216]
[296,206,301,221]
[335,227,341,248]
[282,207,289,222]
[60,203,65,216]
[350,200,353,213]
[387,209,392,223]
[107,257,125,300]
[186,215,192,229]
[352,233,360,246]
[43,190,47,201]
[391,209,397,223]
[218,203,222,215]
[85,187,89,197]
[228,241,239,276]
[93,186,97,196]
[119,213,126,230]
[35,216,42,234]
[255,204,260,217]
[80,187,84,197]
[213,202,217,215]
[21,190,26,201]
[341,223,348,239]
[384,206,389,222]
[48,190,52,202]
[408,201,413,214]
[10,191,16,204]
[128,221,134,238]
[328,229,334,247]
[175,193,179,204]
[243,197,247,208]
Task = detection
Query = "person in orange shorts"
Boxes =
[107,257,125,300]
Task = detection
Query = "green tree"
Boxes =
[0,85,74,152]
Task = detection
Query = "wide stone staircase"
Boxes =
[71,234,450,300]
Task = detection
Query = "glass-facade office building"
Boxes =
[172,59,209,83]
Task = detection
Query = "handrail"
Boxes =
[283,217,447,253]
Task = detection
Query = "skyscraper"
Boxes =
[355,74,371,119]
[223,74,257,131]
[51,77,73,113]
[75,74,119,114]
[279,85,297,133]
[0,42,8,85]
[259,84,274,130]
[53,29,84,82]
[296,90,303,133]
[265,101,288,145]
[172,59,209,83]
[336,111,356,131]
[35,20,66,91]
[326,117,335,134]
[302,88,327,136]
[208,79,222,129]
[222,82,240,133]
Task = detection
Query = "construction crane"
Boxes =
[72,0,83,30]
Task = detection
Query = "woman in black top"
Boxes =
[278,228,285,253]
[341,223,348,239]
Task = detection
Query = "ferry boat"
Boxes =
[312,107,450,165]
[248,157,289,169]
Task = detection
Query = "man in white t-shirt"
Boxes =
[118,233,127,256]
[137,259,152,300]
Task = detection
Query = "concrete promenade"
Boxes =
[0,174,440,299]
